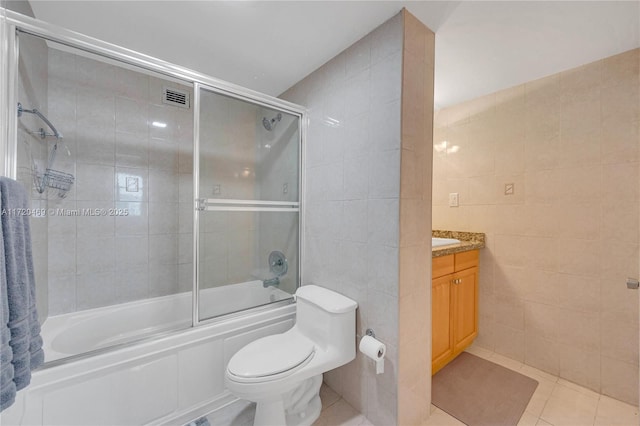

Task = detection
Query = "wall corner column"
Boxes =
[397,8,435,426]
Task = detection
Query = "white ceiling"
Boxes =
[434,1,640,108]
[26,1,640,109]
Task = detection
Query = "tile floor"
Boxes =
[312,384,373,426]
[427,345,639,426]
[205,384,372,426]
[314,345,639,426]
[208,345,639,426]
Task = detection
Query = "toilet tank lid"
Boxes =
[296,285,358,313]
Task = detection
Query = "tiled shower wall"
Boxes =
[254,108,300,294]
[14,23,48,321]
[197,96,299,294]
[282,12,404,425]
[45,48,193,315]
[432,48,640,404]
[43,51,302,316]
[198,93,257,290]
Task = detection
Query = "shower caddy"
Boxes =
[17,102,74,198]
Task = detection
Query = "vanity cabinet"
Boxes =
[432,249,478,375]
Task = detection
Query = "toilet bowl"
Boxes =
[225,285,358,426]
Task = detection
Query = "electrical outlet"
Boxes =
[504,183,514,195]
[283,183,288,194]
[212,184,221,195]
[125,177,139,192]
[449,192,459,207]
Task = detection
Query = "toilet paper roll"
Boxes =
[359,335,386,374]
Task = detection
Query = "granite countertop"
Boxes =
[432,230,486,258]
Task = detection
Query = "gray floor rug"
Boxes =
[432,352,539,426]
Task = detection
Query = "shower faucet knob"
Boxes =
[268,251,288,277]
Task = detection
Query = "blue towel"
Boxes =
[0,178,44,412]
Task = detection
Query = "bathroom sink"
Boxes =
[432,237,461,247]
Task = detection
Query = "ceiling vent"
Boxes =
[163,87,190,109]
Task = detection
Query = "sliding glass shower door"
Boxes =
[195,85,301,322]
[3,12,306,363]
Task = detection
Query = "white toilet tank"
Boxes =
[295,285,358,358]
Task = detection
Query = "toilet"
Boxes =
[225,285,358,426]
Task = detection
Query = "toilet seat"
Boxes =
[227,332,315,383]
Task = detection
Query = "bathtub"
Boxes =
[1,281,296,426]
[42,280,293,362]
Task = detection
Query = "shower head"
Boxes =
[262,113,282,131]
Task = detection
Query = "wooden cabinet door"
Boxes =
[452,267,478,353]
[432,274,453,370]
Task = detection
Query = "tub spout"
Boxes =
[263,277,280,288]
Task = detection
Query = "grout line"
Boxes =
[322,396,341,411]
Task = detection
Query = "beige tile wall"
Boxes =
[398,9,434,426]
[281,12,404,425]
[283,9,437,425]
[432,48,640,405]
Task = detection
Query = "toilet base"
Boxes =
[285,395,321,426]
[252,375,323,426]
[253,395,321,426]
[254,398,286,426]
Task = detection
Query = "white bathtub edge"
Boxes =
[30,303,296,391]
[1,303,297,426]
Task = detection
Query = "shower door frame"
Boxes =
[0,10,18,179]
[0,8,306,358]
[193,83,304,326]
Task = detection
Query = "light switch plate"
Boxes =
[449,192,459,207]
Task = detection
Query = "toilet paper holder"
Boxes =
[360,329,386,374]
[365,329,384,358]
